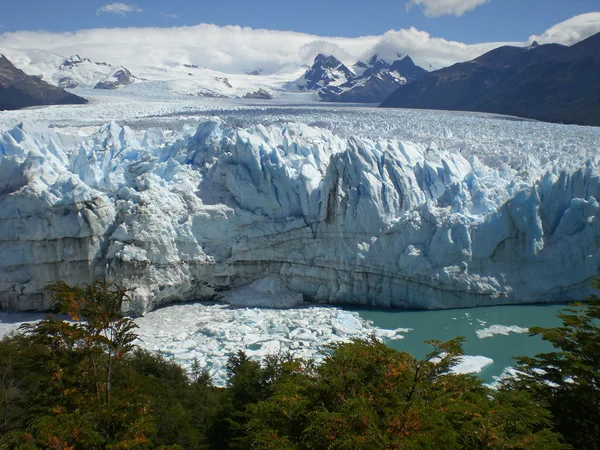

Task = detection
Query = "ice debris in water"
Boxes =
[476,325,529,339]
[452,355,494,375]
[133,302,409,386]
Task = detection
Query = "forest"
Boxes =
[0,280,598,449]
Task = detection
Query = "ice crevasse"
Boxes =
[1,118,599,314]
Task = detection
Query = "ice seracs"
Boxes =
[1,110,599,314]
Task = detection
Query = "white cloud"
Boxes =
[360,27,507,69]
[298,40,353,64]
[160,12,179,19]
[96,3,143,16]
[528,12,600,46]
[406,0,490,17]
[0,13,598,75]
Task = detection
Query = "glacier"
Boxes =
[1,100,600,314]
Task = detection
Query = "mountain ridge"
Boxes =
[296,53,427,103]
[381,32,600,126]
[0,55,88,110]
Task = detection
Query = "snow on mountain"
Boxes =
[1,100,599,314]
[94,66,139,90]
[292,54,355,91]
[0,48,309,101]
[293,53,427,103]
[0,51,115,89]
[319,54,427,103]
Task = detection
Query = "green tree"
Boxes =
[505,297,600,449]
[45,280,139,405]
[1,280,155,448]
[236,338,566,449]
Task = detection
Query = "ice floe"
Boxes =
[452,355,494,374]
[476,325,530,339]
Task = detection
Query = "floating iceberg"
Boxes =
[476,324,530,339]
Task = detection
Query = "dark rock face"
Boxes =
[215,77,233,88]
[58,77,80,89]
[93,67,136,90]
[381,32,600,127]
[60,55,93,69]
[0,55,88,110]
[297,53,427,103]
[242,88,273,100]
[320,55,427,103]
[297,54,354,91]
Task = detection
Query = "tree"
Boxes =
[45,280,139,405]
[3,280,155,448]
[505,297,600,449]
[236,338,566,449]
[0,340,21,436]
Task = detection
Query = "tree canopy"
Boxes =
[3,279,599,448]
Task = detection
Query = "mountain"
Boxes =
[295,53,427,103]
[242,88,273,99]
[319,55,427,103]
[294,54,354,91]
[0,55,88,110]
[94,66,138,90]
[381,32,600,127]
[56,54,115,89]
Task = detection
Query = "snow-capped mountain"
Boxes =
[94,66,139,90]
[295,53,427,103]
[293,54,354,91]
[320,55,427,103]
[0,55,87,110]
[0,47,426,103]
[54,54,113,89]
[0,48,306,101]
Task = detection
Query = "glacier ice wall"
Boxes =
[1,118,600,314]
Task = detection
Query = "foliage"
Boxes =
[2,279,597,449]
[504,295,600,450]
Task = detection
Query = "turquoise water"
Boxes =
[352,304,566,382]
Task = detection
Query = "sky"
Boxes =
[0,0,599,74]
[0,0,598,43]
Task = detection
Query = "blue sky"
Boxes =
[0,0,598,43]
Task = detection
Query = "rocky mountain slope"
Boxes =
[0,55,88,110]
[94,66,139,90]
[320,55,427,103]
[295,54,427,103]
[381,32,600,126]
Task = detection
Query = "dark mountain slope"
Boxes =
[320,55,427,103]
[0,55,88,110]
[381,33,600,126]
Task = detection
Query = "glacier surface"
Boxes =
[1,98,600,313]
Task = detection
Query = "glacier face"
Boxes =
[1,102,600,314]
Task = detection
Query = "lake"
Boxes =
[353,303,566,383]
[0,302,567,386]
